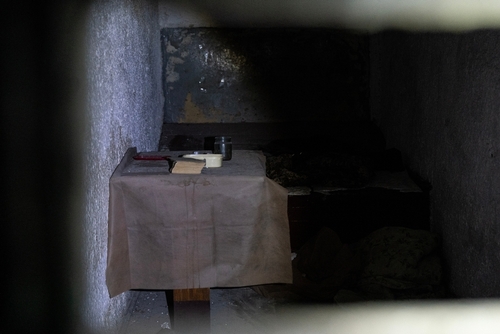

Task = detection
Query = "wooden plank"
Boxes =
[173,288,210,301]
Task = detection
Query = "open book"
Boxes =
[168,157,205,174]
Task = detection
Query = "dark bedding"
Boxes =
[254,226,446,303]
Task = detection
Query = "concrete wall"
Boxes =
[370,30,500,297]
[83,0,163,332]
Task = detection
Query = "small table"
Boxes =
[106,147,292,298]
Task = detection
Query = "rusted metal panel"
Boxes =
[161,28,369,123]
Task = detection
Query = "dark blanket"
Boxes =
[254,226,445,303]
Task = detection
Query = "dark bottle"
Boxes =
[214,136,232,161]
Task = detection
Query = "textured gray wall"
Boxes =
[370,30,500,297]
[84,0,163,332]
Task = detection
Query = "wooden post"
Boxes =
[173,288,210,301]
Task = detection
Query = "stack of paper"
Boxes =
[168,157,205,174]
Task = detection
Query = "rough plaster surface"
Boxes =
[84,0,163,332]
[370,30,500,297]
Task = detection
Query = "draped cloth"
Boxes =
[106,147,292,297]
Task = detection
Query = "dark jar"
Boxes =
[213,136,232,161]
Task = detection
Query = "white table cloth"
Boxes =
[106,147,292,297]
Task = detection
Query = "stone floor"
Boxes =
[118,287,286,334]
[116,286,500,334]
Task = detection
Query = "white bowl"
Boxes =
[183,153,223,168]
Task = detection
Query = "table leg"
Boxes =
[166,288,211,333]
